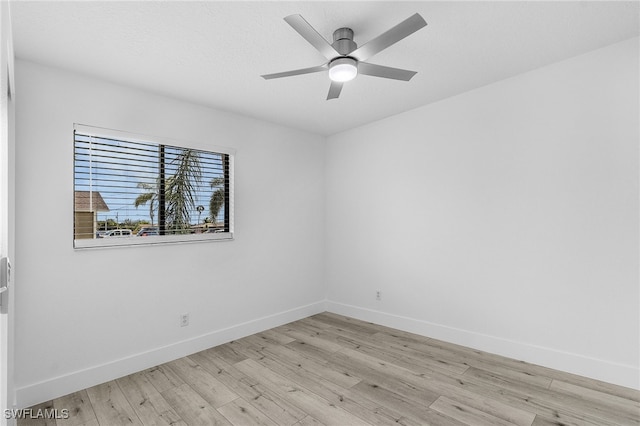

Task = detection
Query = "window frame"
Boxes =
[73,124,235,249]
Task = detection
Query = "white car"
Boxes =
[103,229,133,238]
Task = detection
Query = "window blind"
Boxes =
[73,127,232,248]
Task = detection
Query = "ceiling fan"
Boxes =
[261,13,427,100]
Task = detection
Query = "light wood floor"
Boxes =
[19,312,640,426]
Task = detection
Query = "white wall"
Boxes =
[325,37,639,389]
[14,60,326,407]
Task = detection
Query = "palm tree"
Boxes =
[134,182,157,226]
[133,148,205,234]
[209,177,225,226]
[165,149,201,233]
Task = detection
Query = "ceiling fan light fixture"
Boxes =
[329,57,358,82]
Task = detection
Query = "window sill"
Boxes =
[74,232,234,249]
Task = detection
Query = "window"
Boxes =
[73,124,234,248]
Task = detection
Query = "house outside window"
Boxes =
[74,191,110,240]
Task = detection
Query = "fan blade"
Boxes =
[284,15,340,60]
[327,81,343,100]
[350,13,427,61]
[358,62,417,81]
[261,64,327,80]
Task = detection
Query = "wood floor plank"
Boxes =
[217,398,278,426]
[85,381,142,426]
[190,351,307,426]
[331,327,471,376]
[164,357,237,408]
[243,334,362,389]
[351,380,466,426]
[248,344,419,425]
[284,316,472,379]
[115,372,185,426]
[458,357,554,391]
[329,347,442,404]
[370,323,635,402]
[275,327,344,353]
[274,344,426,425]
[305,315,472,377]
[206,341,249,365]
[530,413,603,426]
[262,338,423,425]
[328,340,537,425]
[314,313,637,403]
[294,415,326,426]
[459,375,616,426]
[53,390,98,426]
[434,390,536,426]
[143,365,185,394]
[74,420,98,426]
[188,351,261,399]
[309,313,380,336]
[549,378,640,416]
[337,351,536,426]
[371,330,552,389]
[464,365,639,425]
[160,384,231,426]
[255,329,297,345]
[544,371,640,403]
[234,358,371,426]
[430,395,522,426]
[281,340,363,385]
[329,335,633,426]
[285,340,337,365]
[200,347,260,381]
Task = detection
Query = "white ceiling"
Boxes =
[10,1,640,136]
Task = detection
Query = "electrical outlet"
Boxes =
[180,313,190,327]
[376,291,382,301]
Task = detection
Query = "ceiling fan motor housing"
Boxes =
[332,27,357,55]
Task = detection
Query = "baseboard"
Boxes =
[326,300,639,390]
[16,300,327,409]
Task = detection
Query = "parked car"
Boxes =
[137,227,159,237]
[205,228,225,233]
[103,229,133,237]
